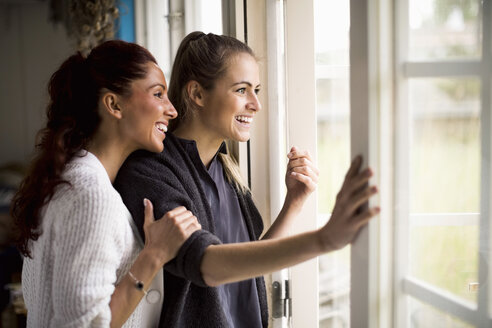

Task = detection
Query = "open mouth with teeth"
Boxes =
[235,115,253,125]
[155,122,168,134]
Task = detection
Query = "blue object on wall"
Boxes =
[116,0,135,42]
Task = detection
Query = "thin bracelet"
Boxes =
[127,271,162,304]
[128,271,148,295]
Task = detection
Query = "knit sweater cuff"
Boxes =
[167,229,222,287]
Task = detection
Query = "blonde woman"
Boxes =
[115,32,379,328]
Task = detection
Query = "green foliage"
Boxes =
[436,75,480,102]
[317,122,350,214]
[411,118,480,213]
[434,0,479,24]
[410,225,478,303]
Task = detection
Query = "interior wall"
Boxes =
[0,2,72,167]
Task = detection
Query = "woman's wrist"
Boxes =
[139,246,170,270]
[283,192,304,214]
[316,227,340,253]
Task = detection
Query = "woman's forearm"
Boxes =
[261,193,303,240]
[201,230,328,287]
[109,249,165,328]
[201,155,379,288]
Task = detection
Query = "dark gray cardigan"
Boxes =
[114,133,268,328]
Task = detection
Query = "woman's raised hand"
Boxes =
[285,146,319,209]
[318,156,380,251]
[142,199,201,265]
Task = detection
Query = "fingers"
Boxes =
[287,147,320,185]
[344,168,373,195]
[170,208,196,222]
[290,170,317,188]
[344,155,363,181]
[290,165,319,182]
[143,198,154,227]
[287,147,310,161]
[179,215,202,235]
[287,149,319,170]
[163,207,201,235]
[339,157,374,201]
[287,157,320,174]
[162,206,188,220]
[346,185,378,215]
[353,206,380,229]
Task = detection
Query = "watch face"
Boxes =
[146,289,161,304]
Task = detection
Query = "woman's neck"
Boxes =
[87,129,133,183]
[173,121,224,168]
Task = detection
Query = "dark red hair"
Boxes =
[11,40,157,258]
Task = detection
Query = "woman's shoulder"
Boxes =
[118,134,189,180]
[62,155,112,194]
[51,154,120,214]
[48,163,129,238]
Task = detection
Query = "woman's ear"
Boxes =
[101,92,123,119]
[186,81,205,107]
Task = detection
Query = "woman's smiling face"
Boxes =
[119,62,177,153]
[198,53,261,143]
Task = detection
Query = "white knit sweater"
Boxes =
[22,151,163,327]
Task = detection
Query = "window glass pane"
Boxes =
[195,0,222,34]
[409,0,482,60]
[407,296,474,328]
[409,77,480,303]
[315,0,350,327]
[410,78,480,213]
[409,222,479,303]
[187,0,223,35]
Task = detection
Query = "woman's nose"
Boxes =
[248,94,262,112]
[166,99,178,119]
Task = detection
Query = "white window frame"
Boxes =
[134,0,173,77]
[349,0,387,327]
[261,0,492,326]
[393,1,492,327]
[281,0,319,326]
[277,0,390,326]
[258,0,388,327]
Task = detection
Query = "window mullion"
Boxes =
[349,0,380,327]
[404,61,482,78]
[284,0,318,326]
[402,277,478,324]
[478,0,492,326]
[394,0,411,327]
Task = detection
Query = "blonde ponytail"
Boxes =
[218,145,249,195]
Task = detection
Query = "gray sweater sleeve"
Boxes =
[114,148,221,287]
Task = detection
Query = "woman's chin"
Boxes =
[233,134,251,143]
[146,142,164,153]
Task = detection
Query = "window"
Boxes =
[314,1,351,327]
[394,0,491,327]
[266,0,492,327]
[134,0,222,77]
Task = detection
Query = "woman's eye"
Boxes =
[254,88,260,95]
[236,88,246,94]
[154,92,163,99]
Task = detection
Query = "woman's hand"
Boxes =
[284,146,319,210]
[109,201,200,327]
[318,156,379,251]
[142,199,201,266]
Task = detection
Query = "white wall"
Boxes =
[0,2,72,166]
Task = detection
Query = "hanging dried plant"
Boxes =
[67,0,119,55]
